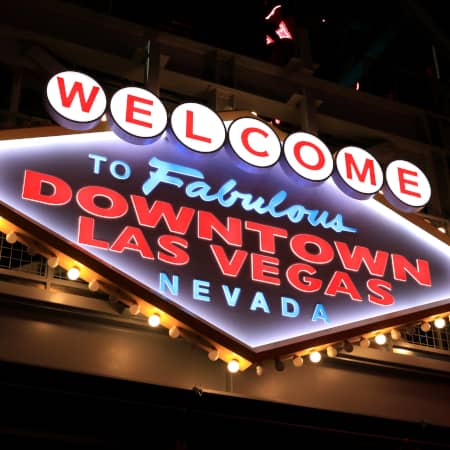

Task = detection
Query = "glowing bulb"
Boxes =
[227,359,240,373]
[360,338,370,348]
[168,326,180,338]
[6,231,18,244]
[390,329,401,340]
[255,364,264,376]
[420,322,431,332]
[274,118,281,125]
[148,313,160,327]
[326,346,337,358]
[251,111,258,116]
[208,349,219,361]
[88,279,99,292]
[434,317,446,329]
[292,355,304,367]
[101,114,107,122]
[437,226,446,233]
[128,303,141,316]
[47,255,59,269]
[309,351,321,363]
[67,266,80,280]
[374,334,387,345]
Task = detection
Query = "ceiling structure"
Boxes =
[63,0,450,114]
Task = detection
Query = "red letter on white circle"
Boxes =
[334,147,384,199]
[108,87,167,145]
[283,132,333,182]
[170,103,226,153]
[228,117,281,167]
[384,160,431,212]
[46,71,107,130]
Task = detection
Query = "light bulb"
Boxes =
[374,334,387,345]
[326,346,337,358]
[47,256,59,269]
[255,364,264,376]
[208,349,219,361]
[420,322,431,332]
[67,266,80,280]
[309,351,321,363]
[169,326,180,339]
[390,329,401,340]
[251,111,258,116]
[227,359,240,373]
[148,313,160,327]
[6,231,18,244]
[88,279,99,292]
[292,355,304,367]
[128,303,141,316]
[360,338,370,348]
[434,317,446,329]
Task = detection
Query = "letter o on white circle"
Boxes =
[283,132,334,182]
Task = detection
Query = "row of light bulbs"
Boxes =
[3,228,449,376]
[59,257,450,375]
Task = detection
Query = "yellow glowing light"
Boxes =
[168,326,180,339]
[6,231,18,244]
[128,303,141,316]
[309,351,322,363]
[47,255,59,269]
[227,359,240,373]
[208,349,220,361]
[434,317,446,329]
[67,266,80,280]
[148,313,161,327]
[374,334,387,345]
[88,279,99,292]
[292,355,304,367]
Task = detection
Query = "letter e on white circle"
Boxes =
[384,160,431,212]
[108,87,168,145]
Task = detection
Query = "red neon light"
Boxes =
[275,20,293,40]
[265,4,281,20]
[266,35,275,46]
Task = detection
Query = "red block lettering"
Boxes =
[131,196,195,235]
[57,76,100,113]
[210,244,247,277]
[125,95,153,128]
[250,253,280,285]
[22,170,72,206]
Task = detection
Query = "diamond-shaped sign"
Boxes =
[0,128,449,361]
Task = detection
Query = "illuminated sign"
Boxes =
[0,71,448,362]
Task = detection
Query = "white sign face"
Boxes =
[170,103,226,153]
[384,160,432,212]
[334,147,384,198]
[227,117,281,168]
[108,87,168,145]
[46,71,107,130]
[283,132,334,182]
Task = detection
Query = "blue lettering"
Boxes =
[89,153,107,174]
[159,272,179,296]
[281,296,300,318]
[110,160,131,180]
[312,303,330,323]
[143,158,357,233]
[193,279,211,302]
[250,291,270,313]
[142,157,204,195]
[221,285,241,307]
